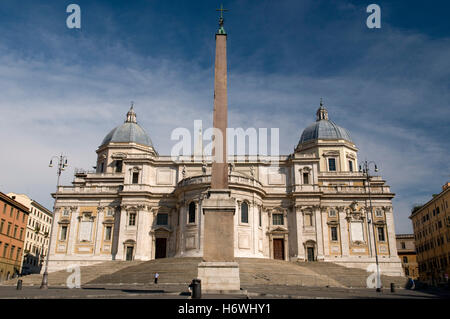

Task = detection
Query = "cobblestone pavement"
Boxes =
[0,284,449,299]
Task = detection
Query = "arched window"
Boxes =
[241,202,248,223]
[188,202,196,224]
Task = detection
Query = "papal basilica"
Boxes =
[48,22,403,277]
[48,102,403,276]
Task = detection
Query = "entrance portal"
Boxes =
[155,238,167,259]
[273,239,285,260]
[307,247,315,262]
[126,246,134,261]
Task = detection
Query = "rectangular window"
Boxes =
[272,214,284,225]
[329,209,337,217]
[13,226,18,238]
[16,211,20,220]
[401,242,406,249]
[328,158,336,171]
[0,219,4,233]
[303,173,309,185]
[17,248,21,261]
[10,246,15,259]
[259,209,262,227]
[331,226,338,241]
[156,213,168,225]
[375,209,383,217]
[115,160,123,173]
[105,226,112,241]
[128,213,136,226]
[60,226,68,241]
[377,227,385,242]
[2,204,6,214]
[10,207,13,217]
[3,244,8,257]
[304,214,313,227]
[7,222,11,236]
[348,160,353,172]
[132,172,139,184]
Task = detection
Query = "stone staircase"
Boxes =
[87,257,200,285]
[0,260,143,287]
[238,258,344,288]
[297,261,408,288]
[0,258,407,289]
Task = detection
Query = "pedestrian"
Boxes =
[154,272,159,284]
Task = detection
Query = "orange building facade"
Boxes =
[410,183,450,285]
[0,192,29,281]
[396,234,419,279]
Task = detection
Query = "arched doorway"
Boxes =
[123,239,136,261]
[155,238,167,259]
[304,240,316,262]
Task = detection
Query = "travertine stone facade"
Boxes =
[47,105,403,277]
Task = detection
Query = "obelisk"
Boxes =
[197,5,240,293]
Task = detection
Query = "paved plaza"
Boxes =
[0,283,448,299]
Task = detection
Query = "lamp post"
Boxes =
[359,160,381,292]
[40,154,68,289]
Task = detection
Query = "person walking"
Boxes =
[154,272,159,284]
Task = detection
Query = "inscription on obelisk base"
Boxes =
[197,6,241,293]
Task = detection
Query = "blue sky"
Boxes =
[0,0,449,234]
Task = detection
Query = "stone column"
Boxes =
[384,206,398,257]
[135,205,151,261]
[115,205,128,260]
[314,205,325,261]
[67,206,78,256]
[296,206,305,261]
[338,206,350,256]
[321,207,330,258]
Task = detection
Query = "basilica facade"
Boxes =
[48,103,403,276]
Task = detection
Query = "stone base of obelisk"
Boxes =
[197,261,241,293]
[198,189,241,293]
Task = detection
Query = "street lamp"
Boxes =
[40,154,68,289]
[359,160,381,292]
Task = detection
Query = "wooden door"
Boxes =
[155,238,167,259]
[126,246,134,261]
[307,247,315,261]
[273,239,284,260]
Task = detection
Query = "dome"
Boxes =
[100,106,153,147]
[298,101,352,144]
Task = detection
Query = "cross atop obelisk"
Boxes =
[216,4,228,35]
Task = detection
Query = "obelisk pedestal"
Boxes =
[198,189,240,293]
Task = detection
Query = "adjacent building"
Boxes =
[396,234,419,279]
[0,192,29,281]
[410,182,450,284]
[7,193,53,275]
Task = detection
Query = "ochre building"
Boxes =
[410,183,450,284]
[396,234,419,279]
[0,192,29,281]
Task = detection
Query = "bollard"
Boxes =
[189,278,201,299]
[390,283,395,293]
[16,279,23,290]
